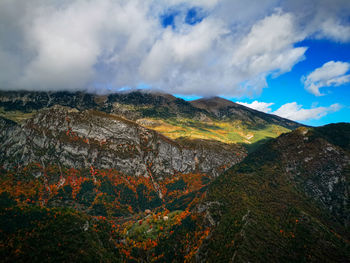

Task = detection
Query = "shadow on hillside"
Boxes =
[240,137,273,153]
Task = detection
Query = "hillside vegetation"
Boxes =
[194,124,350,262]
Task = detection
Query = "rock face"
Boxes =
[277,126,350,226]
[0,106,245,179]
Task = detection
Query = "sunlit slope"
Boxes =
[137,117,290,144]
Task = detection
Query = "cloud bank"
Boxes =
[0,0,349,96]
[237,100,341,122]
[273,102,341,121]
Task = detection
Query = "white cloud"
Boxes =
[236,101,274,113]
[302,61,350,96]
[0,0,160,91]
[0,0,349,95]
[231,12,306,76]
[237,100,342,121]
[273,102,341,121]
[139,18,227,83]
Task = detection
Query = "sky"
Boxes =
[0,0,349,125]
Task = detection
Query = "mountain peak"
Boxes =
[190,96,236,109]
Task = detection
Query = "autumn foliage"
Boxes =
[0,163,212,262]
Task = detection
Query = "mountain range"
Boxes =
[0,90,348,262]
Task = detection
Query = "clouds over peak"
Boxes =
[0,0,349,96]
[302,61,350,96]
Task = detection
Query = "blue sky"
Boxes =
[225,39,350,126]
[0,0,349,126]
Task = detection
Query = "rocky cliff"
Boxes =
[0,105,245,179]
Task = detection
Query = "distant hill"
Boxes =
[0,90,302,147]
[190,96,301,129]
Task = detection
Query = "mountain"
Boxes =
[0,105,245,217]
[177,123,350,262]
[0,106,244,178]
[0,90,302,147]
[190,96,301,129]
[0,99,245,261]
[4,90,346,262]
[0,90,204,119]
